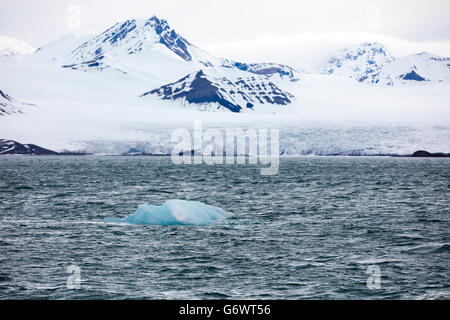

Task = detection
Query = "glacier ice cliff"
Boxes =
[75,124,450,156]
[104,199,232,226]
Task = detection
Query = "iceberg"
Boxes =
[103,199,231,226]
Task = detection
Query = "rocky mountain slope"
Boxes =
[0,139,58,155]
[0,90,34,116]
[141,70,293,112]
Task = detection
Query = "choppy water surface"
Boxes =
[0,156,449,299]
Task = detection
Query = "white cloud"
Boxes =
[203,32,450,71]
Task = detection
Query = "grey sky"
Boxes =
[1,0,450,68]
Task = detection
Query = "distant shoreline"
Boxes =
[1,139,449,157]
[1,153,450,158]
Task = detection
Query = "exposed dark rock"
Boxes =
[0,139,59,155]
[0,90,11,101]
[401,70,427,81]
[411,150,450,157]
[145,16,192,61]
[0,90,34,116]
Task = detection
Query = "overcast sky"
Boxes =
[1,0,450,69]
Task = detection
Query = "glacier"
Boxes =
[103,199,232,226]
[65,122,450,156]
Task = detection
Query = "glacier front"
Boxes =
[104,199,232,226]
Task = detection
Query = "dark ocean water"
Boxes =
[0,156,449,299]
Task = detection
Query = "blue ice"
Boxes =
[103,199,231,226]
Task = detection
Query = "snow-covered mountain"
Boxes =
[0,35,35,56]
[141,70,293,112]
[62,16,298,81]
[322,42,394,82]
[322,42,450,85]
[0,139,58,155]
[0,90,34,116]
[66,17,213,66]
[372,52,450,85]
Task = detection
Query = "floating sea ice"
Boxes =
[104,199,231,226]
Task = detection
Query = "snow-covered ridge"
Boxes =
[373,52,450,85]
[141,70,294,112]
[322,42,394,82]
[0,90,34,116]
[322,42,450,85]
[221,60,298,81]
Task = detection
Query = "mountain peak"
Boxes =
[146,15,166,25]
[144,16,192,61]
[141,69,294,112]
[322,42,394,82]
[67,16,193,66]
